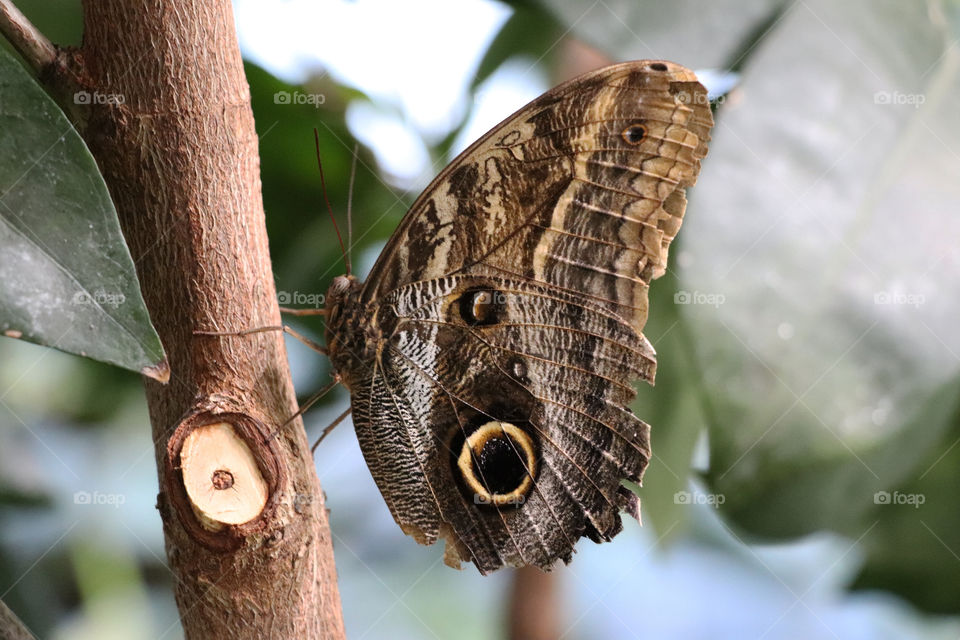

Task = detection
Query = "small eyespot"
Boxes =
[649,62,668,71]
[622,124,647,145]
[458,287,504,326]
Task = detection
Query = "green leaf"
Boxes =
[0,47,167,381]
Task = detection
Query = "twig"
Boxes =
[0,0,56,75]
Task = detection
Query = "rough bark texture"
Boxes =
[59,2,345,637]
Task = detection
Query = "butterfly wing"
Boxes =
[346,61,712,573]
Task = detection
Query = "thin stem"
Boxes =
[0,0,56,75]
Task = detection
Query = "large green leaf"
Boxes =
[0,47,167,381]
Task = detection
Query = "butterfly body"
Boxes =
[325,275,377,390]
[323,61,712,573]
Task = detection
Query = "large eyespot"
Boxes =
[457,421,537,507]
[458,287,505,326]
[621,123,647,145]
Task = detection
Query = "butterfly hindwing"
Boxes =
[325,60,713,573]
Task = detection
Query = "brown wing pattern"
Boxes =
[328,60,712,573]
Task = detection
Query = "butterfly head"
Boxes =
[323,274,359,314]
[323,274,374,390]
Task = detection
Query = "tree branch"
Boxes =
[64,1,346,637]
[0,0,55,75]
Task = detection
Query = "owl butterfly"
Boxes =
[323,60,712,573]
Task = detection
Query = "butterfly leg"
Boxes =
[281,325,327,355]
[266,375,343,441]
[310,406,352,453]
[278,306,327,316]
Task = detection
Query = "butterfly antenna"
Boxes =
[347,142,358,271]
[314,128,351,276]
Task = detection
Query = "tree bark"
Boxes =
[16,2,346,637]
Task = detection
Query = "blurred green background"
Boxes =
[2,0,960,638]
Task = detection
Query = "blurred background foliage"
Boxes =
[1,0,959,638]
